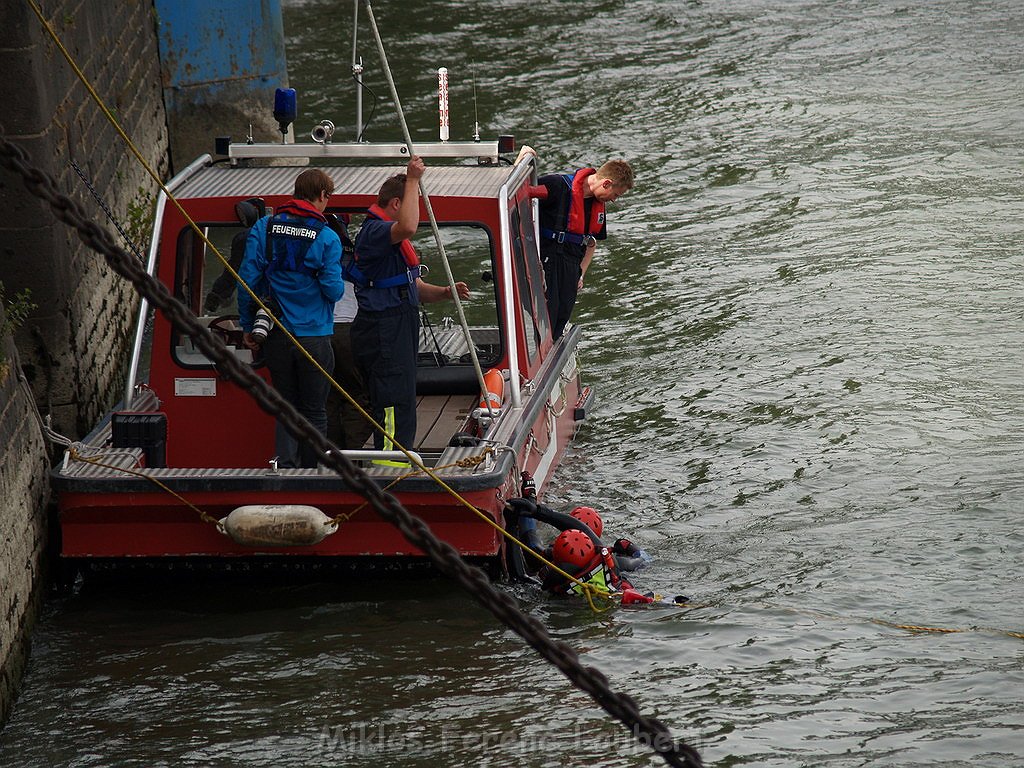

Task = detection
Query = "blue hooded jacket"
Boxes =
[237,200,344,336]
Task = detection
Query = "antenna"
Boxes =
[351,0,364,140]
[472,62,480,142]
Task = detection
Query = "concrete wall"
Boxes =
[155,0,290,171]
[0,0,170,730]
[0,0,292,731]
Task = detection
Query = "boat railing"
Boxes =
[225,140,507,164]
[496,153,538,411]
[124,154,213,409]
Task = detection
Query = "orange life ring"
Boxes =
[479,368,504,411]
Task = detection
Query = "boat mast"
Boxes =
[472,64,481,142]
[352,0,364,141]
[438,67,449,142]
[362,0,493,416]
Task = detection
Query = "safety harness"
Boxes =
[347,203,424,289]
[264,200,328,278]
[546,544,634,596]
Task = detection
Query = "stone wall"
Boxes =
[0,0,170,438]
[0,334,50,728]
[0,0,169,730]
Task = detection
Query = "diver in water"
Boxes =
[535,508,656,602]
[503,473,685,606]
[562,505,652,572]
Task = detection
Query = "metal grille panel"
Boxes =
[175,163,513,201]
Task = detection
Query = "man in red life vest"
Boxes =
[348,157,469,463]
[519,147,634,338]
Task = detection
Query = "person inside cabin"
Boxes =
[237,168,345,468]
[518,146,634,338]
[327,272,469,453]
[346,156,469,463]
[204,197,265,314]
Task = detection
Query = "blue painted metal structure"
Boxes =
[155,0,290,167]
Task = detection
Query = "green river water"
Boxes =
[2,1,1022,765]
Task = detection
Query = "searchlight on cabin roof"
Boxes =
[311,119,335,144]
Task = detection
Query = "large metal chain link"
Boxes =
[0,135,703,767]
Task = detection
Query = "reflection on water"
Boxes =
[3,1,1024,766]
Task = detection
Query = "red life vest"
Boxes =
[277,198,327,223]
[537,169,606,248]
[565,168,605,237]
[365,203,420,268]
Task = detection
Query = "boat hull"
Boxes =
[58,487,505,559]
[54,333,592,564]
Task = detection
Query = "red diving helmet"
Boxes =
[552,529,597,569]
[570,506,603,538]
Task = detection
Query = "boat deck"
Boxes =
[58,387,496,482]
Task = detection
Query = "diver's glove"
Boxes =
[613,538,653,564]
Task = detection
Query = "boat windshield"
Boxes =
[410,222,501,369]
[167,218,503,374]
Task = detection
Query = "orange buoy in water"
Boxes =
[479,368,504,412]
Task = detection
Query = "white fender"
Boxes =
[221,504,338,548]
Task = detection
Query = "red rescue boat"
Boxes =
[52,133,594,574]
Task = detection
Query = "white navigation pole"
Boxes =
[438,67,450,142]
[362,1,493,416]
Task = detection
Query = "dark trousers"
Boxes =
[327,321,373,450]
[262,330,334,468]
[351,303,419,453]
[543,250,582,338]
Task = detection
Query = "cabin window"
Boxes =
[171,223,254,368]
[407,222,503,393]
[169,217,503,382]
[510,207,539,361]
[510,195,549,360]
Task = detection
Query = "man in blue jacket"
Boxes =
[238,168,345,468]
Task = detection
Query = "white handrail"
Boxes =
[227,140,500,161]
[123,153,212,408]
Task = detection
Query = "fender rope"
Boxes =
[0,134,703,767]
